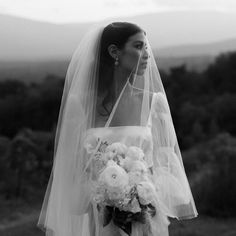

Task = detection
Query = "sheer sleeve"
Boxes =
[148,92,198,220]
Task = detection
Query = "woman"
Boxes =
[38,22,198,236]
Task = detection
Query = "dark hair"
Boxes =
[98,22,143,115]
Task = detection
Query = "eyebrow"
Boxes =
[133,40,144,44]
[132,40,147,47]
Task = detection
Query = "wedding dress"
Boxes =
[81,91,194,236]
[38,23,198,236]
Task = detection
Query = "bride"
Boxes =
[38,22,198,236]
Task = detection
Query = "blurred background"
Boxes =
[0,0,236,235]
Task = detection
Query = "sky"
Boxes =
[0,0,236,23]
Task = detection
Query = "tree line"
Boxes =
[0,51,235,217]
[0,52,235,147]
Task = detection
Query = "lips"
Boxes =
[140,62,148,68]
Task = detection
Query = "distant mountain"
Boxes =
[156,38,236,57]
[0,14,91,61]
[0,55,217,84]
[0,60,70,83]
[125,11,236,50]
[157,55,215,73]
[155,38,236,72]
[1,11,236,83]
[1,11,236,60]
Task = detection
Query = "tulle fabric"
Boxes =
[147,92,197,219]
[38,25,104,235]
[38,22,198,236]
[83,122,170,235]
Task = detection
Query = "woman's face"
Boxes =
[118,32,149,76]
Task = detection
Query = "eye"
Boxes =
[135,44,143,50]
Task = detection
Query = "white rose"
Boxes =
[129,160,148,174]
[122,156,133,171]
[128,171,148,185]
[106,142,127,156]
[99,162,129,197]
[104,151,117,161]
[106,160,117,166]
[126,146,144,161]
[137,181,156,205]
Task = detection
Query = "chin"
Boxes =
[136,68,146,76]
[129,66,146,76]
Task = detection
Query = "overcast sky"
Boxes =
[0,0,236,23]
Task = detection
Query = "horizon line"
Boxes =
[1,8,236,25]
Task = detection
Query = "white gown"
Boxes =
[81,92,193,236]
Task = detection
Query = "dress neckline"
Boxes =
[88,92,156,131]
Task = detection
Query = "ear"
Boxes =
[107,44,119,59]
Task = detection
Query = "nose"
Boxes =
[142,46,149,60]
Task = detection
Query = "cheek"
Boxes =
[121,49,141,68]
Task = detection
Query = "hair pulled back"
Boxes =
[98,22,143,114]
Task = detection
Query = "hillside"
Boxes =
[1,11,236,60]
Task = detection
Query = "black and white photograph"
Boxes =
[0,0,236,236]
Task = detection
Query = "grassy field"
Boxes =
[1,213,236,236]
[169,216,236,236]
[1,196,236,236]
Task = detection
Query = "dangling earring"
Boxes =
[114,57,119,66]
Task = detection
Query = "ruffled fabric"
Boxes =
[81,92,197,235]
[148,93,198,220]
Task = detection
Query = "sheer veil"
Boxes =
[38,22,198,236]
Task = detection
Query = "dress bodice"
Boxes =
[83,92,177,169]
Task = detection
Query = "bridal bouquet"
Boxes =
[89,141,157,236]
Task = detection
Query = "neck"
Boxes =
[112,67,132,102]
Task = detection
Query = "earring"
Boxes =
[114,57,119,66]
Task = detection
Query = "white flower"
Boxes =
[137,181,156,205]
[99,162,129,197]
[129,160,148,174]
[128,171,148,185]
[122,156,133,171]
[104,152,125,166]
[107,190,126,201]
[84,135,97,154]
[127,160,148,184]
[94,186,106,203]
[103,151,116,161]
[106,160,117,166]
[126,146,144,161]
[106,142,127,156]
[116,155,125,166]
